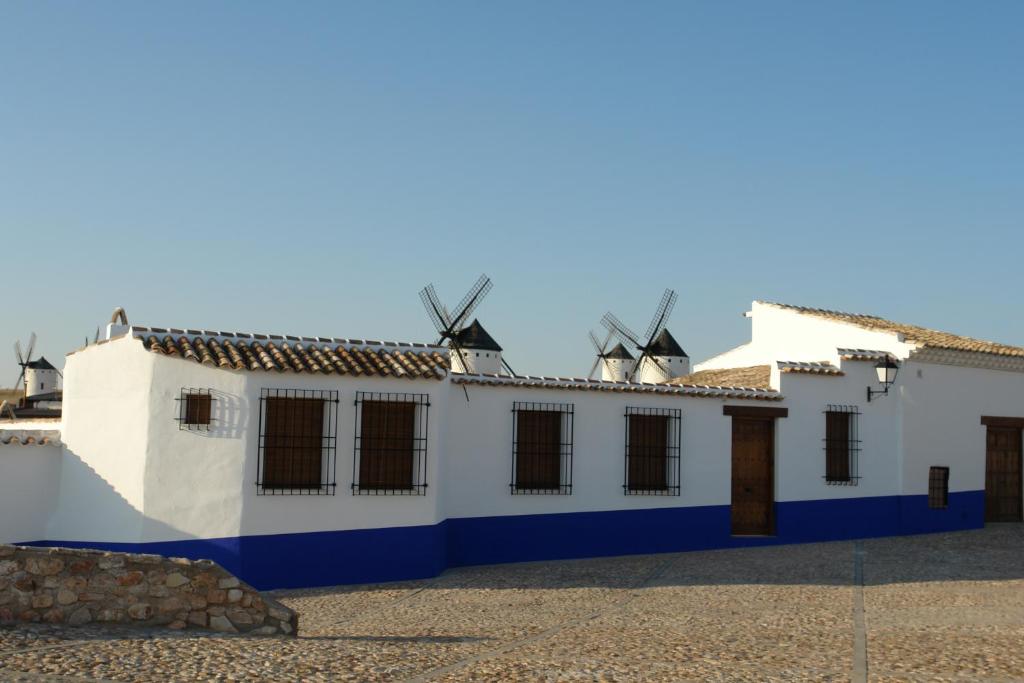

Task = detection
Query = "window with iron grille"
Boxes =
[352,392,429,495]
[929,466,949,509]
[176,388,214,430]
[624,407,681,495]
[257,388,339,495]
[824,405,861,485]
[511,402,573,495]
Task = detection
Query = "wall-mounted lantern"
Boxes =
[867,357,899,402]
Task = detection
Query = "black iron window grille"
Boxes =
[352,392,429,495]
[929,466,949,509]
[176,388,214,430]
[624,407,681,495]
[256,388,339,495]
[511,402,574,495]
[824,405,861,485]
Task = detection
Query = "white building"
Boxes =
[2,299,1023,590]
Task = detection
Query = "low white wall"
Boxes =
[0,444,61,543]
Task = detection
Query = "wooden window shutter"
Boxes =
[825,411,851,482]
[262,397,324,489]
[359,401,416,490]
[515,410,562,490]
[628,414,668,491]
[185,394,212,426]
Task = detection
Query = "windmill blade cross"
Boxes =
[25,332,36,363]
[588,330,607,355]
[601,312,642,350]
[419,285,452,341]
[644,289,678,345]
[448,274,492,333]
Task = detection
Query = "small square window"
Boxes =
[928,467,949,509]
[177,389,214,430]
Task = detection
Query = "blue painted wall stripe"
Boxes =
[25,491,984,590]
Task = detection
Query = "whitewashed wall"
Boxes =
[697,302,917,372]
[441,361,903,522]
[48,336,154,543]
[773,362,901,502]
[42,327,1020,552]
[143,353,445,542]
[900,360,1024,496]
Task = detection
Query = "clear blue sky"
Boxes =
[2,2,1022,379]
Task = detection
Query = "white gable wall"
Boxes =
[697,302,918,372]
[48,336,154,542]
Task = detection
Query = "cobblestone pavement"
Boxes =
[1,525,1023,682]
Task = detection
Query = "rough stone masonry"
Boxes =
[0,545,297,635]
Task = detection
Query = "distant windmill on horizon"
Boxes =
[599,288,689,383]
[13,332,61,403]
[419,274,515,376]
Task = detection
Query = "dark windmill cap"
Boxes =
[26,357,57,370]
[604,343,634,360]
[454,319,503,352]
[648,329,687,357]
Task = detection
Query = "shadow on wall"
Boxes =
[27,448,246,578]
[180,390,248,440]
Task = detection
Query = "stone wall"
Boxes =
[0,545,297,635]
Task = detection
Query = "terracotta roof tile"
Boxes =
[777,361,844,376]
[452,373,781,401]
[141,332,448,380]
[664,365,772,390]
[0,432,61,446]
[837,348,891,361]
[763,302,1024,358]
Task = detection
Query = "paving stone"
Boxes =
[0,527,1020,681]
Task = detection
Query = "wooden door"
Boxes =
[986,426,1022,522]
[731,417,774,535]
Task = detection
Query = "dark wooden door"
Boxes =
[731,417,774,535]
[986,426,1022,522]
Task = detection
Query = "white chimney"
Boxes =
[106,307,130,340]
